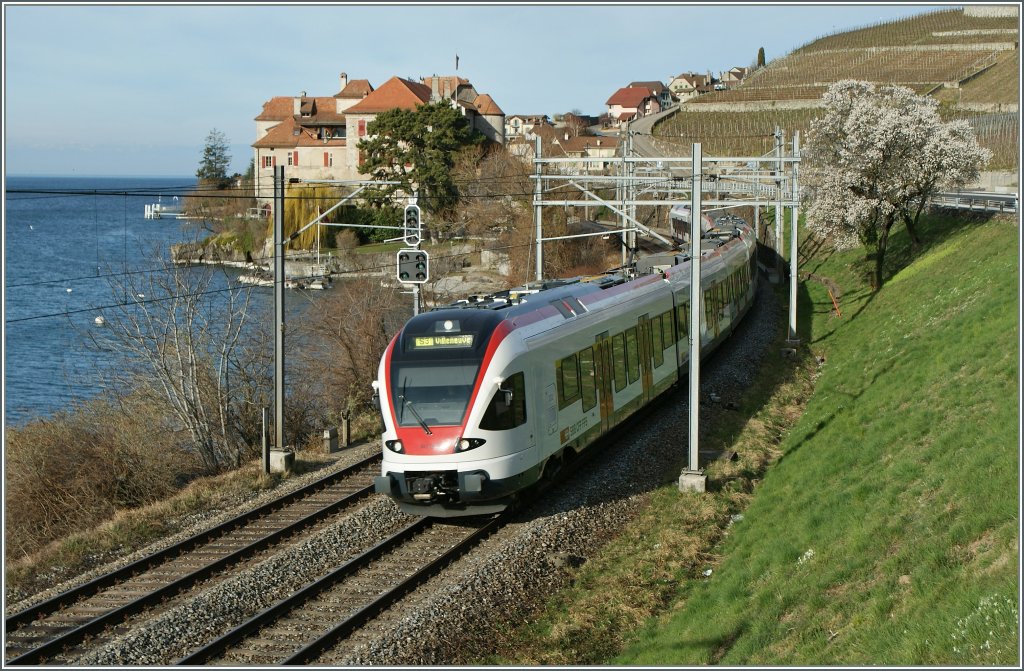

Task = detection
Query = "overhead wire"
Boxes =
[3,236,572,325]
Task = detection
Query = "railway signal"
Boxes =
[397,249,429,284]
[403,204,422,246]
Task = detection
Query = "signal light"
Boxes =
[403,204,421,246]
[396,249,429,284]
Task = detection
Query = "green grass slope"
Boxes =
[615,214,1020,665]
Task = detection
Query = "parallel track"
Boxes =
[4,455,381,666]
[178,513,504,666]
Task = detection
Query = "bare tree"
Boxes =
[91,253,266,471]
[295,278,408,423]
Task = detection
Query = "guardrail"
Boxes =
[930,191,1018,214]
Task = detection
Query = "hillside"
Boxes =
[610,213,1019,665]
[653,6,1019,170]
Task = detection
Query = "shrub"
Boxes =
[4,396,196,560]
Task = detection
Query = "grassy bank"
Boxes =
[488,211,1019,665]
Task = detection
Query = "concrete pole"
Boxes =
[261,406,270,474]
[534,135,543,282]
[620,132,628,267]
[789,131,800,342]
[775,127,785,281]
[680,143,706,493]
[273,165,285,452]
[622,123,630,262]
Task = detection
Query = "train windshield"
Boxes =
[391,362,480,427]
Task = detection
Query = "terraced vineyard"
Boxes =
[653,7,1019,170]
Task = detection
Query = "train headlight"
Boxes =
[456,437,486,452]
[385,439,404,453]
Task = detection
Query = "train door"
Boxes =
[638,314,653,403]
[594,332,613,433]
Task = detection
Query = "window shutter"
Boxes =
[324,151,329,167]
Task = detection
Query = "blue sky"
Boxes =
[4,2,953,177]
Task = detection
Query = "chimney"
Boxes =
[339,72,348,91]
[564,132,570,141]
[431,76,439,101]
[294,95,301,116]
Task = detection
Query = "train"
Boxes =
[372,207,759,516]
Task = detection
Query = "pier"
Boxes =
[144,202,196,220]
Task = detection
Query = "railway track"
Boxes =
[178,513,504,666]
[4,454,382,666]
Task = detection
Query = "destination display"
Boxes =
[411,334,474,350]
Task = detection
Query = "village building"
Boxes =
[252,72,504,210]
[629,81,677,110]
[505,114,550,140]
[604,86,662,128]
[667,72,712,101]
[507,122,621,174]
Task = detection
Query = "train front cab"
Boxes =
[374,310,540,516]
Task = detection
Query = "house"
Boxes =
[605,86,661,129]
[252,73,373,206]
[505,114,550,140]
[252,72,504,210]
[667,72,711,102]
[721,66,748,86]
[629,81,676,110]
[507,125,621,175]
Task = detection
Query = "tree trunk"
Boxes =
[873,215,896,290]
[903,204,924,254]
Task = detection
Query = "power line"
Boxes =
[4,238,551,325]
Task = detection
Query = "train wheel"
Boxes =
[541,452,564,484]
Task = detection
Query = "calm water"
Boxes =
[3,176,277,424]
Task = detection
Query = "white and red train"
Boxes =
[373,209,759,516]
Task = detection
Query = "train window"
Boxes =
[480,372,527,431]
[677,303,689,345]
[651,316,664,368]
[661,310,674,351]
[612,333,627,392]
[625,327,640,383]
[579,347,597,412]
[557,354,580,409]
[392,363,479,427]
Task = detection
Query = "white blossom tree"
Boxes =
[802,80,990,289]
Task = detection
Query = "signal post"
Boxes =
[397,203,429,314]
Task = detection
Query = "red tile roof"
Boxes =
[255,96,346,123]
[473,93,504,116]
[557,135,620,153]
[255,97,294,121]
[345,76,432,113]
[336,79,373,98]
[605,87,653,107]
[630,81,666,94]
[422,75,470,97]
[252,116,347,149]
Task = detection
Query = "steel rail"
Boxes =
[5,456,380,666]
[5,453,380,630]
[282,513,505,665]
[175,516,433,665]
